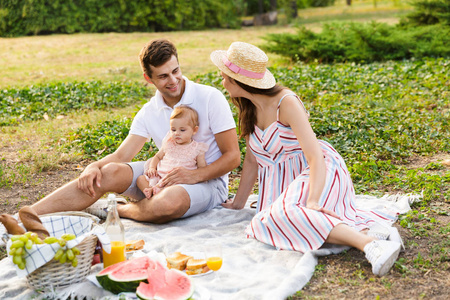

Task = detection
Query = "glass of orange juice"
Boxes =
[205,243,223,279]
[102,241,126,268]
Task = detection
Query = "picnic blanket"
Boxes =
[0,193,419,300]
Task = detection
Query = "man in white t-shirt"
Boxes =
[31,39,241,223]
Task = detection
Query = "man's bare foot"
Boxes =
[143,187,153,199]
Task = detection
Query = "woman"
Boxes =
[211,42,401,276]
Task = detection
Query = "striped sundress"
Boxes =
[245,94,397,253]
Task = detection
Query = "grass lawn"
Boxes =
[0,0,412,89]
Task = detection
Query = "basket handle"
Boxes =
[41,211,101,224]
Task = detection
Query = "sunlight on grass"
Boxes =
[0,27,296,89]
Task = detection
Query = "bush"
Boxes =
[262,22,450,63]
[237,0,335,17]
[308,0,336,8]
[0,0,241,37]
[403,0,450,26]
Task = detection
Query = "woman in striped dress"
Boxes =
[211,42,402,276]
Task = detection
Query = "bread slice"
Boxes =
[166,252,193,271]
[125,240,145,251]
[185,258,210,275]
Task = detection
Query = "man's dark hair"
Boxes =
[139,39,178,78]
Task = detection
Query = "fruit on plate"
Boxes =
[96,256,152,294]
[136,267,194,300]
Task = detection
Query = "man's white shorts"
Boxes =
[123,161,228,218]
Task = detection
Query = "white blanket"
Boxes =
[0,194,418,300]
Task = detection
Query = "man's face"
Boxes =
[147,55,184,104]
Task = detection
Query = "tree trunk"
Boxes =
[291,1,298,18]
[346,0,352,5]
[270,0,277,11]
[258,0,264,14]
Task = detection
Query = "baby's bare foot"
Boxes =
[153,186,162,195]
[143,187,153,199]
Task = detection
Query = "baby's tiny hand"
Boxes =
[147,168,157,177]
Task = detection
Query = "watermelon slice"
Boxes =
[96,256,151,294]
[136,267,194,300]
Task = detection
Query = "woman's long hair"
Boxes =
[232,80,284,138]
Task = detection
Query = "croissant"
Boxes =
[18,206,49,239]
[0,214,26,235]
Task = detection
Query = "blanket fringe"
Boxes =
[39,289,95,300]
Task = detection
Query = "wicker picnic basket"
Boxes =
[25,211,100,291]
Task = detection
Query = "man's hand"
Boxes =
[158,167,198,187]
[78,165,102,198]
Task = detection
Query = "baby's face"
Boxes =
[169,116,196,145]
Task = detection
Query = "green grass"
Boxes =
[0,81,149,126]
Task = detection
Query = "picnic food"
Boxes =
[126,239,145,251]
[8,231,81,270]
[0,214,26,235]
[44,233,81,267]
[136,264,194,300]
[8,232,42,269]
[185,258,210,275]
[96,256,151,294]
[165,251,193,271]
[18,206,50,239]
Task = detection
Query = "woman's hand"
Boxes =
[222,197,245,210]
[306,202,342,220]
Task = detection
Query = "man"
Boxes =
[31,39,241,223]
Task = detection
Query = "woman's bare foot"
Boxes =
[143,187,153,199]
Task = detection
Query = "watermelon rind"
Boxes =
[97,261,128,293]
[96,256,150,294]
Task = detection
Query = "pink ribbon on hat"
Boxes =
[222,57,265,79]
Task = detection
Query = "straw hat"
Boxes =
[210,42,276,89]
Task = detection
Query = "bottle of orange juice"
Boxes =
[102,193,126,268]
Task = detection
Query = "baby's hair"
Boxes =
[170,105,199,128]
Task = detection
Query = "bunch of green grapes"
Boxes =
[9,232,43,270]
[44,233,80,267]
[9,232,81,269]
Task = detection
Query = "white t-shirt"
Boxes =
[129,76,236,182]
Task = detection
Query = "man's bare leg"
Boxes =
[31,163,133,215]
[117,185,190,224]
